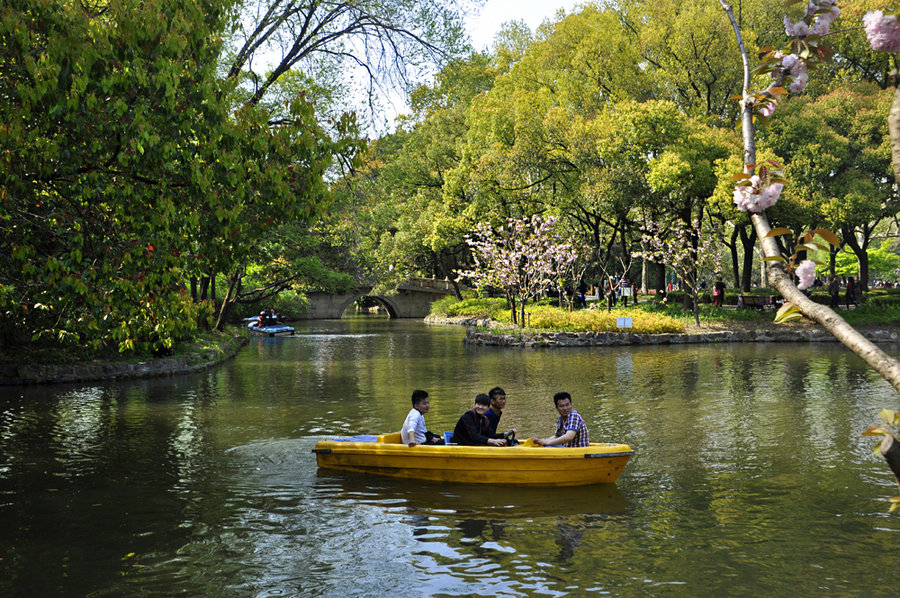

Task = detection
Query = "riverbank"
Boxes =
[0,333,248,385]
[426,315,900,347]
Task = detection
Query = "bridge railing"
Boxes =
[401,277,457,292]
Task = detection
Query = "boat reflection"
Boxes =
[313,469,628,519]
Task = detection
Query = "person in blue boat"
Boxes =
[401,389,443,447]
[532,392,590,448]
[451,394,507,446]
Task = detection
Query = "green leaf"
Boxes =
[762,255,787,263]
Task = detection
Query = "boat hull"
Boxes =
[313,433,634,486]
[246,323,294,337]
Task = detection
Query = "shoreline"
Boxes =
[425,316,900,347]
[0,334,248,386]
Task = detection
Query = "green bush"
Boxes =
[429,295,509,319]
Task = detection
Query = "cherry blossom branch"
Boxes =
[719,0,900,393]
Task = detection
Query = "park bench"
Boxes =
[740,295,771,309]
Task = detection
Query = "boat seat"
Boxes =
[377,431,403,444]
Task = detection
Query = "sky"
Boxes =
[465,0,585,50]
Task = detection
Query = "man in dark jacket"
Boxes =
[451,394,507,446]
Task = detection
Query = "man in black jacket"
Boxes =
[451,394,507,446]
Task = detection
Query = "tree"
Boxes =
[637,218,721,325]
[0,0,365,350]
[761,84,896,291]
[456,215,581,326]
[1,0,238,351]
[609,0,783,119]
[226,0,475,110]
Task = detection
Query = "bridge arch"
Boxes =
[297,278,457,320]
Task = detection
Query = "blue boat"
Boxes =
[243,316,295,337]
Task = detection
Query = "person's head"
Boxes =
[488,386,506,411]
[411,389,430,413]
[474,393,491,415]
[553,392,573,417]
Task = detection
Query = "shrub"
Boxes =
[525,305,685,334]
[429,295,509,319]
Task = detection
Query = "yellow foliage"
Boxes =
[525,306,685,334]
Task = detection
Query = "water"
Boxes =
[2,318,899,596]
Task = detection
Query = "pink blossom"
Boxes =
[733,175,784,212]
[784,2,840,38]
[759,98,776,118]
[772,53,808,93]
[864,11,900,53]
[810,6,840,35]
[780,53,799,71]
[796,259,816,290]
[788,69,809,93]
[784,16,809,37]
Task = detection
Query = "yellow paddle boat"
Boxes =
[312,432,634,486]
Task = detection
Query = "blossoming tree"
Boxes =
[718,0,900,503]
[456,215,583,326]
[637,218,722,326]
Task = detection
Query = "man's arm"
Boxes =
[405,412,421,447]
[533,430,576,447]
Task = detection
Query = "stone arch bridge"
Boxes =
[297,277,458,319]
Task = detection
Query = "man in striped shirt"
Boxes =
[532,392,590,448]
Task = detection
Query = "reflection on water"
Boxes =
[2,318,900,596]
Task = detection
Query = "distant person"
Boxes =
[713,278,726,308]
[401,390,442,447]
[533,392,590,448]
[485,386,516,439]
[846,276,857,309]
[451,394,507,446]
[829,276,841,308]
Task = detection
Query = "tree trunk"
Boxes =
[842,225,870,294]
[641,254,649,294]
[879,434,900,491]
[654,262,665,293]
[691,288,700,326]
[730,226,740,288]
[739,226,756,292]
[214,271,242,331]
